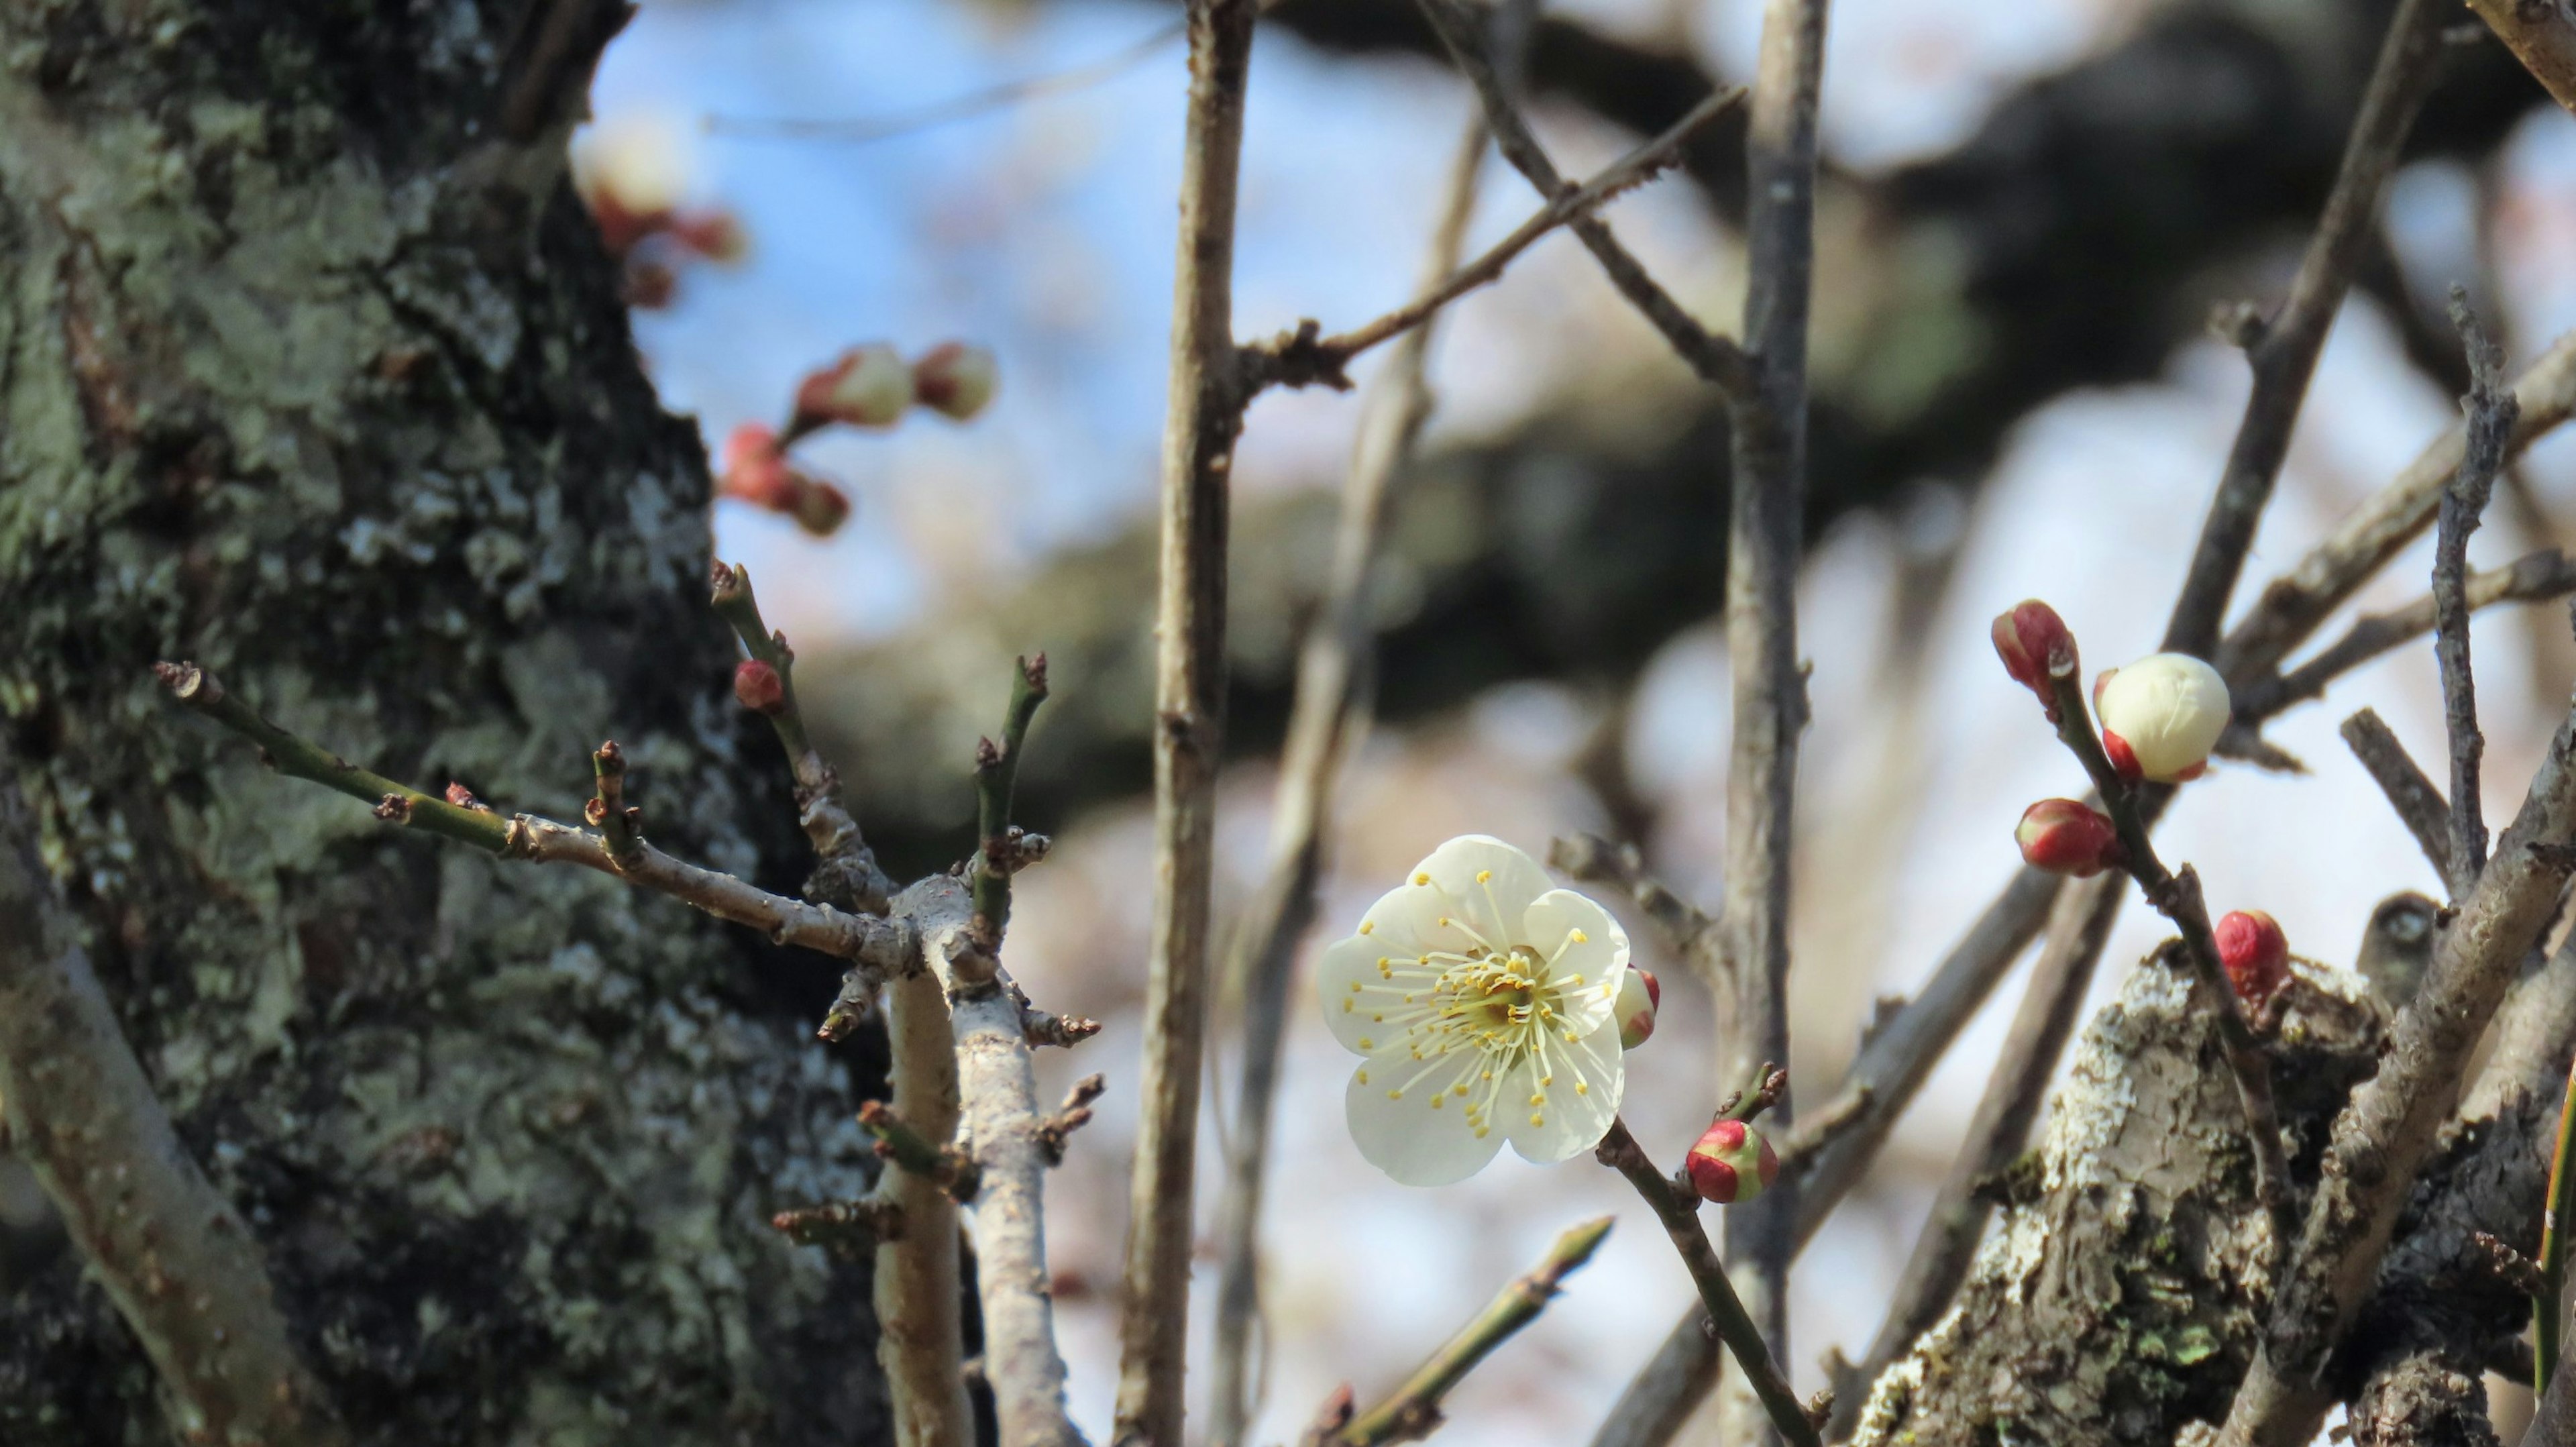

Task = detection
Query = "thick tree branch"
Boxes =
[2159,0,2451,659]
[1116,2,1258,1441]
[0,769,346,1447]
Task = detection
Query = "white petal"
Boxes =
[1411,835,1553,949]
[1316,932,1405,1056]
[1520,889,1629,1037]
[2096,653,2229,782]
[1344,1050,1503,1187]
[1503,1025,1623,1165]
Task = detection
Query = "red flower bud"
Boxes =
[1991,600,2077,706]
[718,423,798,511]
[734,660,787,716]
[2015,798,2125,877]
[1686,1119,1779,1205]
[1617,968,1660,1051]
[2216,909,2290,1006]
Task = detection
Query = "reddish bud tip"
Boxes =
[1617,968,1660,1051]
[718,423,797,511]
[734,659,787,716]
[2100,728,2143,784]
[1991,600,2076,705]
[791,480,851,537]
[2015,798,2125,878]
[2216,909,2290,1006]
[1686,1119,1780,1205]
[667,209,749,264]
[912,341,999,421]
[793,343,913,432]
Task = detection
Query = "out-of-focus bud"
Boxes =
[1990,600,2076,706]
[791,480,851,538]
[912,341,999,421]
[718,423,799,512]
[574,113,694,256]
[667,209,749,264]
[623,258,678,311]
[2095,653,2231,784]
[2216,909,2290,1007]
[1686,1119,1779,1205]
[1616,968,1660,1051]
[734,660,787,716]
[794,343,914,433]
[2015,798,2125,877]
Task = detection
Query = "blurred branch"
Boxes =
[2161,0,2450,659]
[0,768,347,1447]
[1715,0,1832,1440]
[1116,1,1258,1441]
[1207,76,1495,1447]
[1244,84,1744,393]
[1411,0,1756,394]
[705,18,1187,140]
[1595,1120,1822,1447]
[1308,1218,1615,1447]
[2341,709,2467,898]
[2465,0,2576,115]
[2430,293,2519,887]
[1550,833,1718,959]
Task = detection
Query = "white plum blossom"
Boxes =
[1316,835,1632,1187]
[2095,652,2231,784]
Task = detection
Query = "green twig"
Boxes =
[859,1100,981,1202]
[709,561,814,761]
[1595,1118,1822,1447]
[970,655,1052,947]
[1315,1216,1615,1446]
[771,1197,906,1261]
[2037,661,2293,1240]
[154,661,511,852]
[585,741,643,866]
[2542,1053,2576,1393]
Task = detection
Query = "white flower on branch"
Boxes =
[2094,651,2231,784]
[1316,835,1631,1187]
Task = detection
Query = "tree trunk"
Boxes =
[0,5,890,1442]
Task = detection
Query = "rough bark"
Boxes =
[1847,959,2385,1447]
[0,5,890,1443]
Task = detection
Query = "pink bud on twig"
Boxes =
[2015,798,2125,877]
[734,660,787,716]
[718,423,798,512]
[1617,968,1660,1051]
[911,341,999,421]
[2216,909,2290,1007]
[1990,600,2077,707]
[794,343,914,432]
[1686,1119,1778,1205]
[791,480,851,537]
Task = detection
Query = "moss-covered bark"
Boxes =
[0,4,889,1442]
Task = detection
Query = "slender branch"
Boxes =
[711,561,896,912]
[0,768,347,1447]
[1207,81,1494,1447]
[2465,0,2576,115]
[1411,0,1756,394]
[705,18,1187,140]
[861,1099,981,1202]
[2220,690,2576,1447]
[2341,709,2467,898]
[1242,87,1744,393]
[2037,665,2294,1240]
[2219,323,2576,684]
[2431,294,2520,887]
[2231,547,2576,724]
[1715,2,1831,1439]
[1311,1218,1616,1447]
[1828,871,2125,1435]
[872,972,977,1446]
[154,663,915,985]
[1550,833,1719,959]
[2158,0,2449,658]
[1116,3,1257,1441]
[2542,1054,2576,1395]
[971,655,1053,949]
[1595,1120,1822,1447]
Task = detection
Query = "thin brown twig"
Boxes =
[1410,0,1756,395]
[0,767,348,1447]
[1206,77,1497,1447]
[1549,833,1719,959]
[2464,0,2576,114]
[2158,0,2451,659]
[1115,3,1258,1442]
[2341,708,2467,898]
[1713,0,1831,1440]
[2431,292,2520,888]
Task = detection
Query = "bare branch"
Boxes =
[2430,293,2520,888]
[2342,708,2467,897]
[2159,0,2450,658]
[0,769,347,1446]
[2463,0,2576,115]
[1411,0,1756,394]
[1550,833,1719,959]
[1116,3,1258,1440]
[1313,1218,1616,1446]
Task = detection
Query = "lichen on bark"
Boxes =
[1849,957,2384,1447]
[0,4,893,1442]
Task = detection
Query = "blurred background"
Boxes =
[583,0,2576,1440]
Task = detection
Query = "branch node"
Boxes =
[858,1100,981,1203]
[1036,1073,1108,1166]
